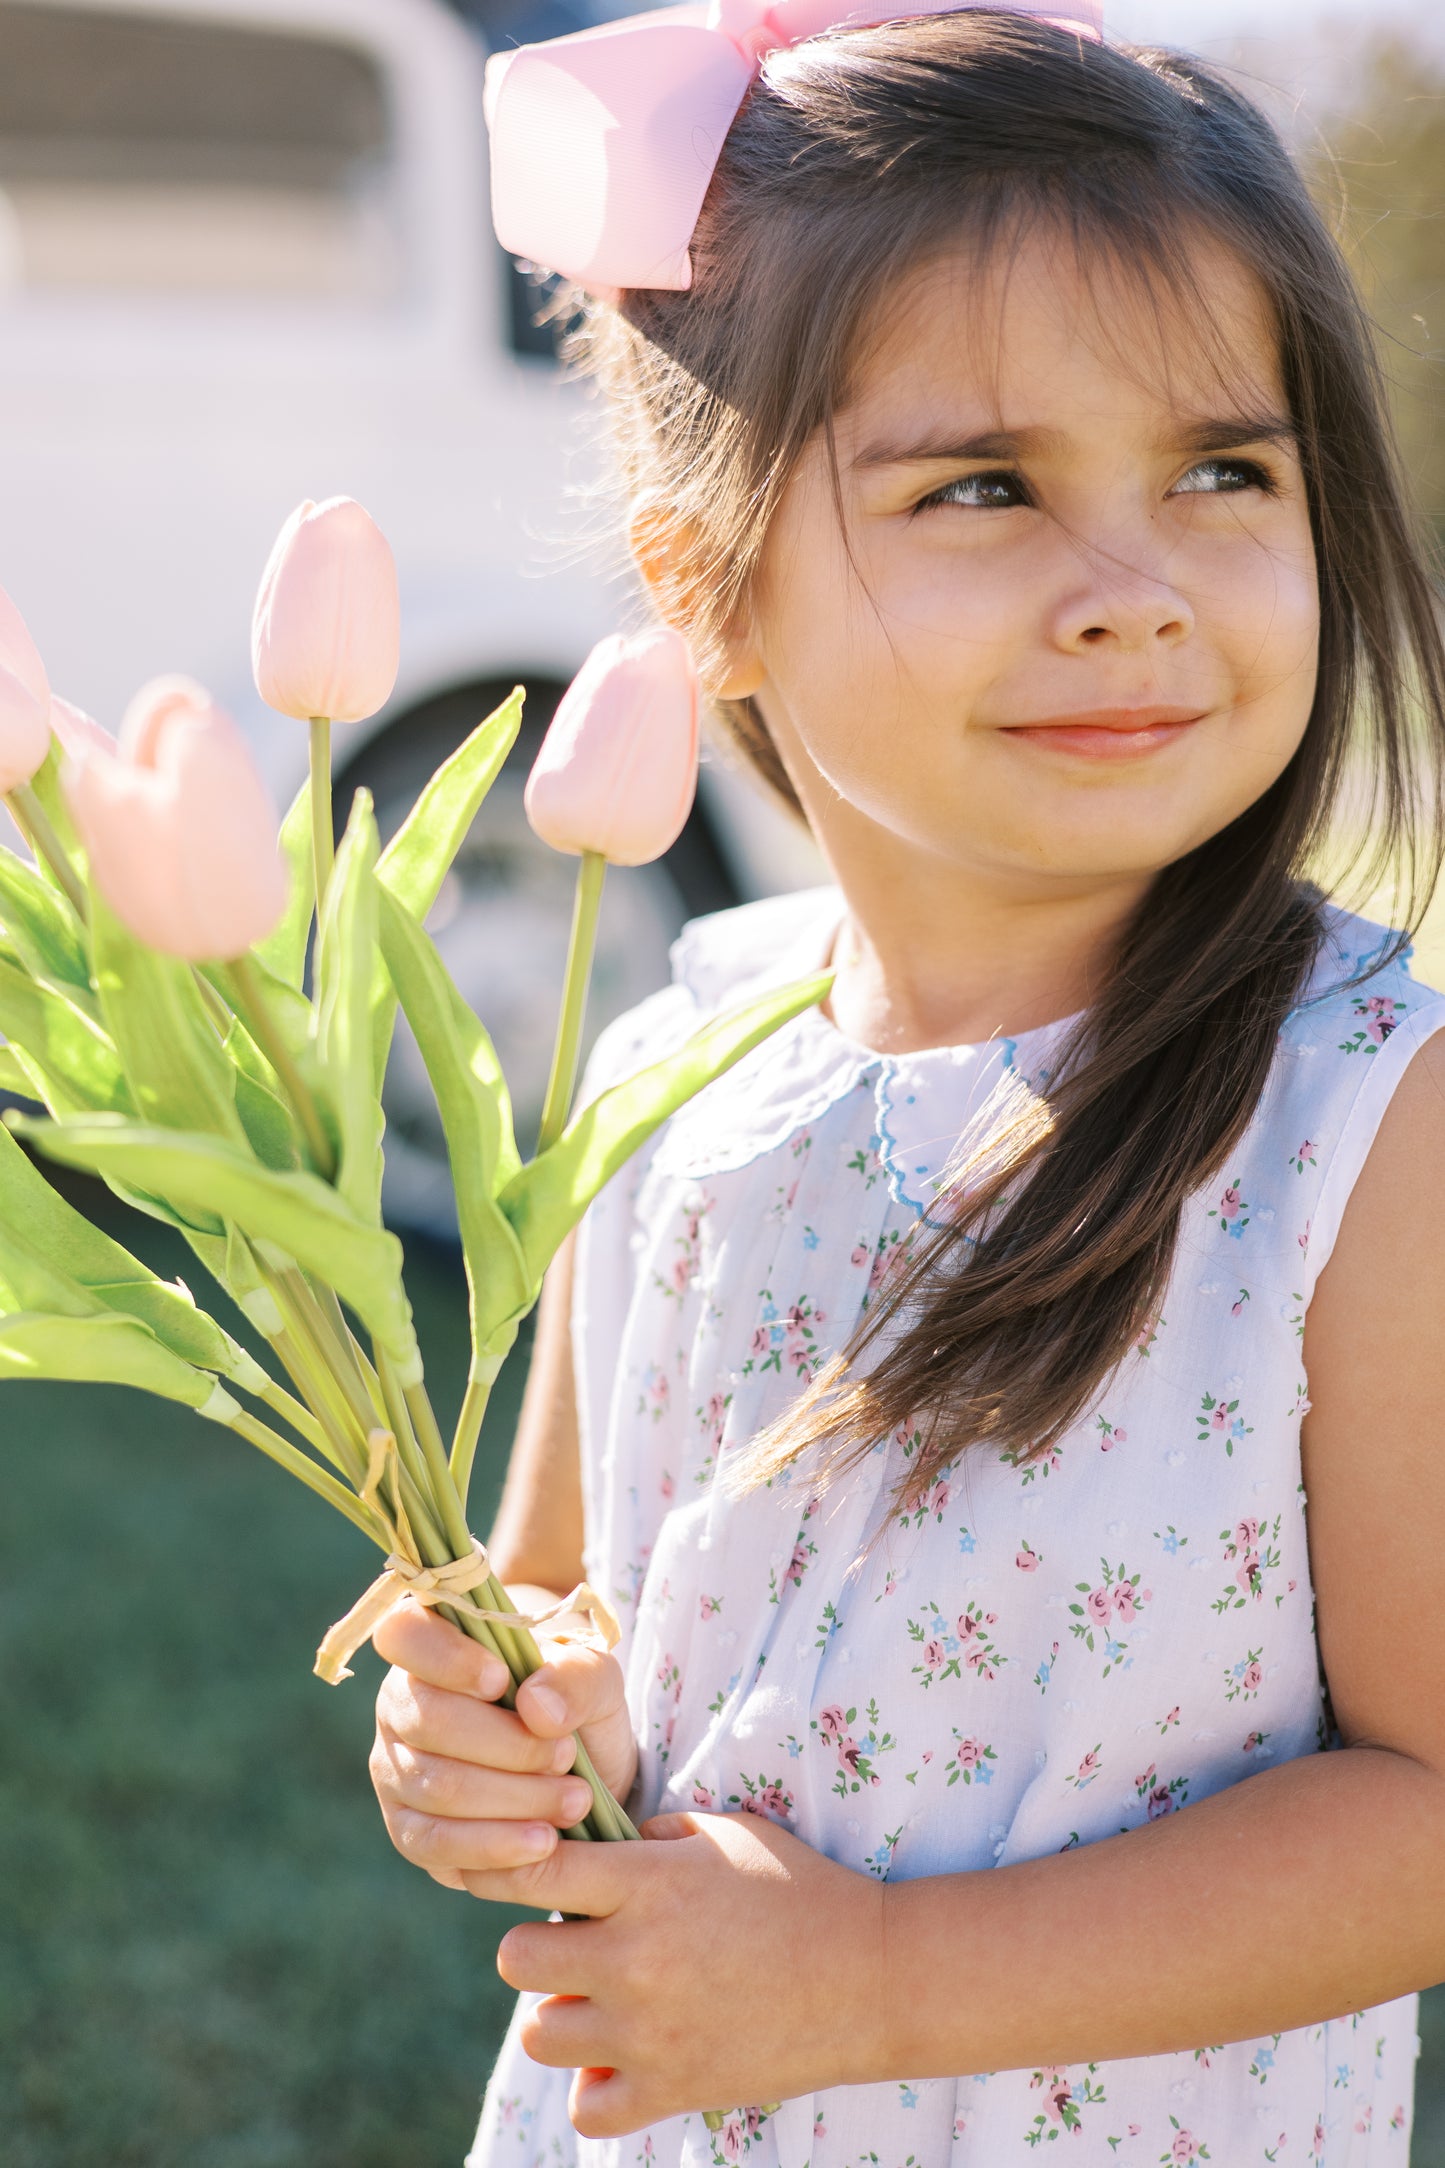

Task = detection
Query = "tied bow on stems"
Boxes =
[0,500,827,2127]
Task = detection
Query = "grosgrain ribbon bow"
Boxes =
[314,1428,622,1684]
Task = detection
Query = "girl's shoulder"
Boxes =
[1252,901,1445,1287]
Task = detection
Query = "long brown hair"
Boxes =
[559,12,1445,1508]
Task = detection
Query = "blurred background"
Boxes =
[0,0,1442,2161]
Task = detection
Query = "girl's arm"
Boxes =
[482,1031,1445,2135]
[485,1228,589,1612]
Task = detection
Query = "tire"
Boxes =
[336,675,739,1239]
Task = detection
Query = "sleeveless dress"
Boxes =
[469,884,1445,2168]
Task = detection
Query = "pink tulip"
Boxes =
[49,697,114,761]
[0,584,52,794]
[65,675,286,961]
[251,497,400,724]
[524,628,700,865]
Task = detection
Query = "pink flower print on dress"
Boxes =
[1015,1542,1041,1572]
[1024,2064,1107,2140]
[850,1243,869,1269]
[1065,1744,1103,1790]
[1071,1558,1149,1674]
[699,1593,722,1620]
[1207,1178,1250,1238]
[726,1772,795,1824]
[1197,1389,1253,1455]
[1095,1415,1127,1451]
[1341,992,1405,1053]
[692,1782,715,1808]
[1163,2122,1210,2164]
[659,1469,675,1502]
[947,1731,998,1786]
[1134,1759,1190,1818]
[1224,1646,1265,1702]
[1291,1136,1317,1174]
[817,1705,847,1739]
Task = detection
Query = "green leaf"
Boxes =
[0,957,132,1115]
[0,1120,238,1370]
[498,971,835,1284]
[314,791,384,1223]
[222,1016,301,1173]
[0,1308,229,1413]
[375,689,523,922]
[0,844,92,994]
[375,882,530,1361]
[371,689,523,1080]
[255,773,315,990]
[0,1044,36,1097]
[89,894,243,1139]
[9,1112,420,1381]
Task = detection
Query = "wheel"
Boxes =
[336,676,739,1239]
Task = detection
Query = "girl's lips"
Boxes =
[999,708,1208,760]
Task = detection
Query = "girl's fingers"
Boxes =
[516,1642,627,1741]
[372,1735,595,1831]
[382,1803,567,1873]
[372,1598,510,1699]
[376,1673,571,1776]
[518,1990,610,2070]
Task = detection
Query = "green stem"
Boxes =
[449,1376,490,1508]
[535,849,605,1156]
[317,1284,388,1427]
[7,783,87,917]
[371,1346,451,1542]
[253,1374,338,1463]
[404,1376,470,1551]
[310,717,334,915]
[261,1273,369,1485]
[193,968,236,1037]
[224,954,337,1181]
[228,1408,386,1545]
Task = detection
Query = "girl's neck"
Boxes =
[820,857,1153,1057]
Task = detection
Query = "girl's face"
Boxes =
[737,225,1320,899]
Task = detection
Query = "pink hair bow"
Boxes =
[483,0,1105,298]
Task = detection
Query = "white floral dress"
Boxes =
[470,884,1444,2168]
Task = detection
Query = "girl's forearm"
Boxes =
[879,1746,1445,2081]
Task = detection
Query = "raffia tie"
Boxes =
[314,1428,622,1685]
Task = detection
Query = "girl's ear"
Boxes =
[627,493,766,701]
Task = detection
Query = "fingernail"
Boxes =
[521,1824,557,1858]
[527,1684,566,1726]
[561,1782,594,1823]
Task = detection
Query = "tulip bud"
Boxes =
[251,496,401,724]
[65,675,287,961]
[524,628,700,866]
[49,697,114,762]
[0,584,52,794]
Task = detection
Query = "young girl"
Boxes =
[368,8,1445,2164]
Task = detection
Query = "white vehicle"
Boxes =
[0,0,818,1231]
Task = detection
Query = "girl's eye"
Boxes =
[915,469,1030,513]
[1170,455,1278,498]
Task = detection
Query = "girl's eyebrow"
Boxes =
[852,413,1298,470]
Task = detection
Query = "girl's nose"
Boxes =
[1047,541,1195,654]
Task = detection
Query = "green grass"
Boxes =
[3,1182,1444,2165]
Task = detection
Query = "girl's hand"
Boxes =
[369,1596,638,1891]
[481,1808,891,2138]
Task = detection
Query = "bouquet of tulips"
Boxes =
[0,496,829,1860]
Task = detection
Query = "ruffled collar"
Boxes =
[655,886,1082,1214]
